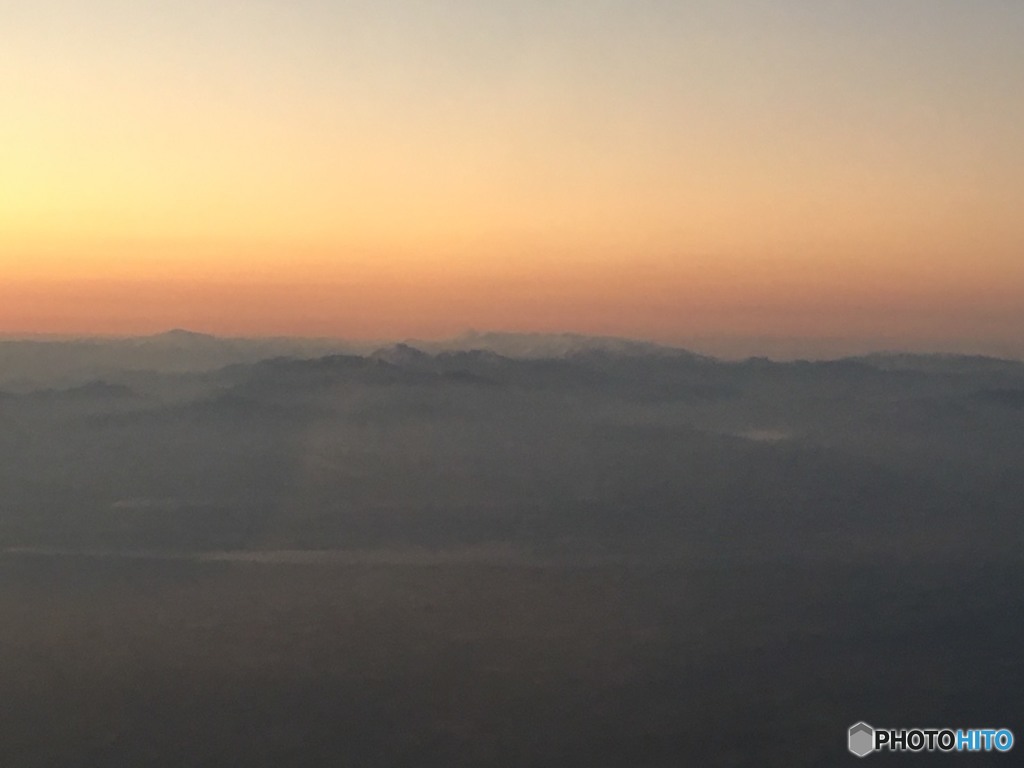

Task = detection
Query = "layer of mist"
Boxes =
[3,332,1023,766]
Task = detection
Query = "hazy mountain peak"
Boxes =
[431,331,701,360]
[371,343,433,366]
[152,329,219,341]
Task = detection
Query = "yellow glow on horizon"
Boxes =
[2,1,1023,351]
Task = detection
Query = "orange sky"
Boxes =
[3,1,1023,353]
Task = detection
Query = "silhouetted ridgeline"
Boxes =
[1,333,1022,557]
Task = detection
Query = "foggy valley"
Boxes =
[2,332,1023,766]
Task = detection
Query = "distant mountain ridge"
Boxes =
[0,332,361,390]
[412,331,706,361]
[2,328,1023,392]
[847,352,1024,374]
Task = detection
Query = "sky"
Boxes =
[2,1,1023,353]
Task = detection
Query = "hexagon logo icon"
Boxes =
[848,722,875,757]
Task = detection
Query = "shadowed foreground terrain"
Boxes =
[2,334,1023,766]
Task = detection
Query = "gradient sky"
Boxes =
[3,1,1023,352]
